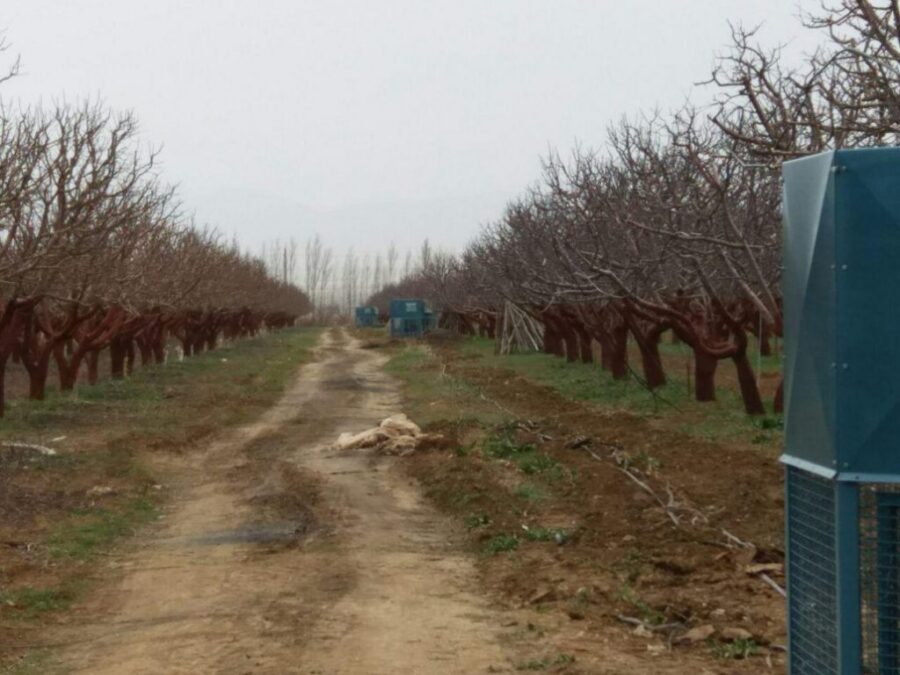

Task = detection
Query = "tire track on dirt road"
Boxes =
[53,328,517,674]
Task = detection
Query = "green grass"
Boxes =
[465,513,491,530]
[482,429,535,458]
[513,483,546,502]
[515,654,576,671]
[1,327,323,437]
[709,638,759,660]
[0,587,75,619]
[459,337,782,447]
[522,526,570,543]
[47,496,158,561]
[482,428,569,480]
[0,649,56,675]
[384,344,509,426]
[484,533,520,555]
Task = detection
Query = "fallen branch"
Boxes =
[722,528,751,548]
[478,391,516,417]
[581,448,787,598]
[758,573,786,598]
[615,614,684,633]
[1,441,57,456]
[721,529,786,596]
[616,465,681,527]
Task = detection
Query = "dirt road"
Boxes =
[55,329,516,674]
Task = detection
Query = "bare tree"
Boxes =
[0,31,20,86]
[386,242,398,284]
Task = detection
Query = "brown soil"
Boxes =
[398,335,787,673]
[10,328,785,674]
[43,330,530,674]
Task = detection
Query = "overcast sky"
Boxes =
[1,1,818,260]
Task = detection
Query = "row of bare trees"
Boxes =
[366,0,900,416]
[0,97,310,414]
[288,236,432,320]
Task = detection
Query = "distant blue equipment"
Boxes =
[389,299,433,337]
[354,306,379,328]
[783,147,900,674]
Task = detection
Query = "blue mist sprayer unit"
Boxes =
[783,148,900,674]
[389,299,431,337]
[354,306,378,327]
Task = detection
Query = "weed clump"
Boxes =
[515,653,576,670]
[482,427,568,480]
[465,514,490,530]
[484,533,519,554]
[48,497,158,561]
[522,526,570,544]
[0,586,75,619]
[709,637,759,660]
[513,483,545,502]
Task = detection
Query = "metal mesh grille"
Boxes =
[861,485,900,674]
[788,466,839,675]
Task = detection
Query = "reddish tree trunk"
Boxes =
[560,322,579,363]
[759,325,772,357]
[570,323,593,364]
[0,358,6,416]
[578,333,593,364]
[58,364,77,390]
[54,343,80,390]
[25,354,51,401]
[124,339,136,375]
[153,332,166,364]
[727,321,766,416]
[543,325,563,357]
[17,311,58,401]
[86,350,100,385]
[623,307,668,389]
[139,343,152,366]
[110,338,126,379]
[0,301,37,413]
[634,334,666,389]
[608,323,629,380]
[774,378,784,414]
[694,350,718,402]
[599,336,613,371]
[732,351,766,415]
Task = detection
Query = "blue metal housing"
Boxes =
[783,147,900,481]
[354,306,379,328]
[783,147,900,675]
[389,299,431,337]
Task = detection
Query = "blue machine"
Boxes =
[389,299,431,337]
[783,147,900,674]
[354,306,379,327]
